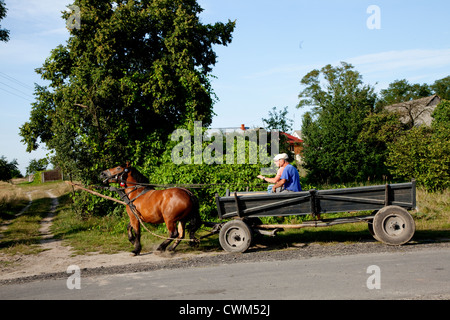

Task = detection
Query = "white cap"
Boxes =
[273,153,289,161]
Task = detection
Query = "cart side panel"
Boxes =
[218,191,312,219]
[317,182,415,213]
[216,181,416,219]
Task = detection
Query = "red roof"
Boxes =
[280,132,303,144]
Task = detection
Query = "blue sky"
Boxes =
[1,0,449,174]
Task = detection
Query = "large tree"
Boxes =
[20,0,235,182]
[298,62,377,183]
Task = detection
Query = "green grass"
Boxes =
[413,188,450,240]
[0,197,55,255]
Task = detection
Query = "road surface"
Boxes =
[1,247,448,300]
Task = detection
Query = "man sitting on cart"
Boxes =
[258,153,302,193]
[257,153,285,193]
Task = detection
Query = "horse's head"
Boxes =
[100,162,131,186]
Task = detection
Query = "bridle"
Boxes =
[102,167,130,187]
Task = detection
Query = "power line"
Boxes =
[0,71,35,102]
[0,86,33,102]
[0,71,34,91]
[0,80,34,99]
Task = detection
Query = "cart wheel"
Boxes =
[219,220,253,253]
[373,206,415,245]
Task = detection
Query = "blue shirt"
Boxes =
[280,164,302,192]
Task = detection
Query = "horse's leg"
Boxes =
[126,208,141,256]
[188,205,201,247]
[131,220,141,256]
[127,223,135,243]
[157,221,177,252]
[167,221,185,252]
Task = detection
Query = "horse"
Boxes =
[99,163,201,255]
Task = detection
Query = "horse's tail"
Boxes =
[181,189,202,242]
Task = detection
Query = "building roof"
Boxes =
[384,94,441,127]
[281,132,303,144]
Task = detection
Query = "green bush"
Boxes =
[386,100,450,191]
[141,136,269,221]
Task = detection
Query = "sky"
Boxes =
[1,0,449,175]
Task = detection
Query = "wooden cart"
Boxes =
[214,181,417,253]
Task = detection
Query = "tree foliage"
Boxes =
[297,63,449,190]
[376,79,432,110]
[141,132,266,220]
[386,100,450,191]
[0,0,9,42]
[431,76,450,100]
[20,0,235,184]
[26,158,49,176]
[358,112,407,180]
[298,62,377,183]
[262,106,293,133]
[0,156,21,181]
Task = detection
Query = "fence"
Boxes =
[41,169,63,183]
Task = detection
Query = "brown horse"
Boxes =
[99,163,201,255]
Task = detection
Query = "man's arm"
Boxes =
[272,179,286,192]
[258,167,284,183]
[258,175,279,183]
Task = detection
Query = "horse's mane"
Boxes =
[130,167,150,184]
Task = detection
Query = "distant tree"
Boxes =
[376,79,432,110]
[262,106,293,132]
[297,62,377,183]
[26,158,49,176]
[0,0,9,42]
[0,156,21,181]
[431,76,450,100]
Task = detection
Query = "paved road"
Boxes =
[1,247,449,300]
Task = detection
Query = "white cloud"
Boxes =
[243,63,320,80]
[244,48,450,83]
[7,0,69,22]
[347,48,450,74]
